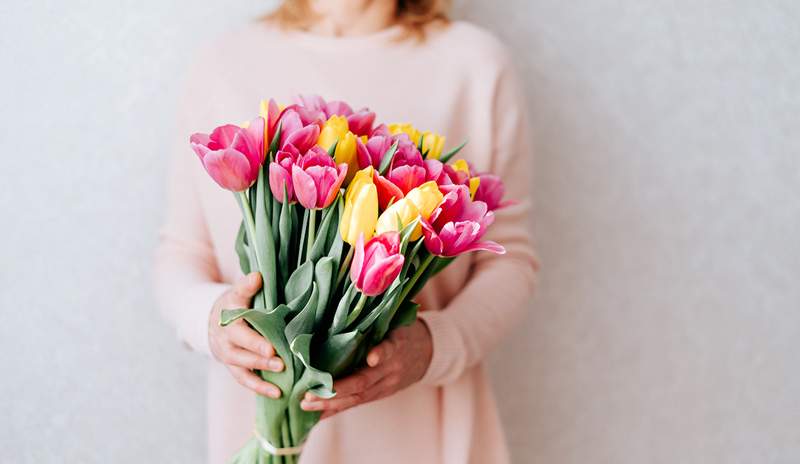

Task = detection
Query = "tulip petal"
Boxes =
[362,254,404,296]
[202,149,253,191]
[269,162,293,202]
[284,124,321,154]
[350,233,366,286]
[291,164,318,210]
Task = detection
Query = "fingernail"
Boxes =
[304,392,315,401]
[367,353,379,366]
[267,386,281,399]
[301,400,321,411]
[268,357,284,372]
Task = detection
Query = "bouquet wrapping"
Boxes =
[190,95,510,463]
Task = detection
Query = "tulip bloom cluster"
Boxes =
[190,95,510,464]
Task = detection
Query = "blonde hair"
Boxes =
[266,0,451,40]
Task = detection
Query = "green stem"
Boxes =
[236,191,264,277]
[335,246,355,288]
[345,292,369,328]
[306,209,317,259]
[399,253,436,302]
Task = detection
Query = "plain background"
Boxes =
[1,1,798,462]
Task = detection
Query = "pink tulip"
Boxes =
[291,146,348,210]
[350,232,405,296]
[279,108,322,153]
[347,110,376,136]
[356,135,394,169]
[190,117,265,191]
[421,185,505,257]
[268,144,300,202]
[473,174,514,211]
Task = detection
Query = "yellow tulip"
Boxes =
[334,131,359,183]
[341,167,378,245]
[405,181,444,219]
[375,197,421,237]
[388,122,421,146]
[421,131,446,159]
[318,115,349,151]
[376,181,444,240]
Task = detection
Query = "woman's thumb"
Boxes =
[230,272,262,305]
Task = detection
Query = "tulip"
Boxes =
[190,117,265,191]
[259,98,282,148]
[356,135,394,169]
[375,181,443,240]
[268,144,300,202]
[317,115,349,151]
[434,158,481,199]
[347,110,376,136]
[350,232,405,296]
[388,122,421,146]
[340,167,379,245]
[473,173,513,211]
[291,146,348,210]
[334,131,359,184]
[421,131,445,159]
[384,135,426,194]
[420,185,505,257]
[279,109,322,153]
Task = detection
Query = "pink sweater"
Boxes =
[155,20,538,464]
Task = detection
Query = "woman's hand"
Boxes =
[300,319,433,418]
[208,272,285,398]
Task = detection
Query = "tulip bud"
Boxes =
[350,232,405,296]
[388,122,421,146]
[421,131,446,159]
[340,167,379,245]
[375,197,421,238]
[334,131,359,183]
[318,115,349,151]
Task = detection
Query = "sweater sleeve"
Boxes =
[153,67,229,356]
[418,53,540,386]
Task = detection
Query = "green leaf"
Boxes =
[287,334,333,445]
[326,139,338,157]
[254,170,277,310]
[285,261,314,305]
[278,188,293,290]
[234,221,250,274]
[326,197,345,269]
[357,278,406,334]
[400,239,425,280]
[389,300,420,332]
[378,141,399,176]
[308,199,338,262]
[268,120,282,158]
[315,330,366,377]
[285,283,318,349]
[329,282,357,335]
[313,257,335,330]
[219,305,294,449]
[439,139,468,164]
[417,133,424,153]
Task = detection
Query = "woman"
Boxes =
[155,0,538,462]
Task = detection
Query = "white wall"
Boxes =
[1,1,798,463]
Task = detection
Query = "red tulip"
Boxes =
[190,117,265,191]
[350,232,405,296]
[291,146,348,210]
[421,185,505,257]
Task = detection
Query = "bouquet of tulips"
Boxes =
[189,95,510,463]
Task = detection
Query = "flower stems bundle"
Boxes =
[189,95,510,463]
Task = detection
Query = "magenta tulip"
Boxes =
[190,117,265,191]
[268,144,301,202]
[279,109,322,153]
[350,232,405,296]
[347,110,376,136]
[473,173,513,211]
[291,146,348,210]
[356,135,394,169]
[421,185,505,257]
